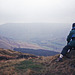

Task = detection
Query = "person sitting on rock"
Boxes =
[57,23,75,62]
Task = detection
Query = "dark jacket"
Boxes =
[67,29,75,47]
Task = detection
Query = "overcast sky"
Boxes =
[0,0,75,24]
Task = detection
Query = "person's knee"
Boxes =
[61,53,66,56]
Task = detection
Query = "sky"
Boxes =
[0,0,75,24]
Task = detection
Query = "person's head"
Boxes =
[72,23,75,29]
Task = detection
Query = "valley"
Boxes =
[0,23,71,52]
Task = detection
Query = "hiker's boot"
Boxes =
[56,58,63,62]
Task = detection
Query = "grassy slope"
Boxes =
[0,48,75,75]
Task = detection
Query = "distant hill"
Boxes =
[0,23,71,52]
[14,48,59,56]
[0,35,43,50]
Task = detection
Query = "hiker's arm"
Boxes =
[67,31,73,43]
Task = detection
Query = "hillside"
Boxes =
[0,35,43,50]
[0,48,37,60]
[0,48,75,75]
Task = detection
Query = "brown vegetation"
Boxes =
[0,48,37,60]
[0,48,75,75]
